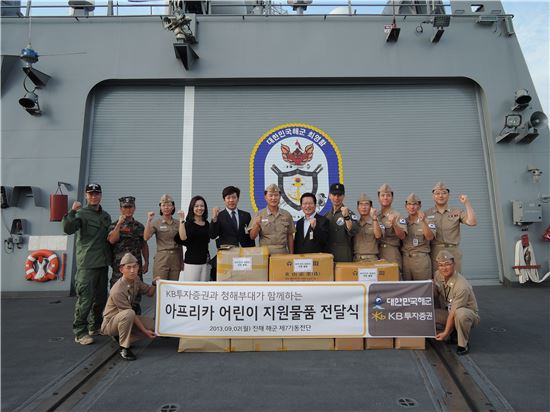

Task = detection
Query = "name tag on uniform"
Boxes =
[413,238,419,247]
[309,231,314,240]
[159,225,168,231]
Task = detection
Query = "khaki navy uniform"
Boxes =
[63,204,112,339]
[426,206,467,273]
[353,217,379,262]
[378,208,407,271]
[402,217,436,280]
[434,271,480,348]
[254,207,295,255]
[151,218,182,280]
[325,206,359,262]
[101,277,154,348]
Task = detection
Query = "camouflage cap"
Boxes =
[377,183,393,194]
[265,183,280,193]
[119,196,135,207]
[159,194,174,204]
[357,193,372,204]
[119,252,138,266]
[436,249,455,262]
[329,183,345,195]
[405,193,421,204]
[432,181,449,193]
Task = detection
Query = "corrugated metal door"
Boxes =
[193,82,498,282]
[87,85,185,280]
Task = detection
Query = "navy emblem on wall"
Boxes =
[250,123,343,220]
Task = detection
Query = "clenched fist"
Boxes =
[71,201,82,211]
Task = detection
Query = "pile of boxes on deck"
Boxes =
[179,247,425,352]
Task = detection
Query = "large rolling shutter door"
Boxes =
[87,85,185,280]
[193,82,498,282]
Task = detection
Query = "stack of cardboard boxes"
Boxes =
[179,247,424,352]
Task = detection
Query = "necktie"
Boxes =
[231,210,238,231]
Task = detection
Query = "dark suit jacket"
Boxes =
[209,209,256,248]
[294,214,330,254]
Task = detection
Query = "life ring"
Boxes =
[25,249,59,282]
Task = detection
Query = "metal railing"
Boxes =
[1,1,456,18]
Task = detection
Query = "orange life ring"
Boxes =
[25,249,59,282]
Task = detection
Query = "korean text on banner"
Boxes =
[155,281,435,338]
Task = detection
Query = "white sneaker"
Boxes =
[75,335,94,345]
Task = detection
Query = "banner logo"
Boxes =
[250,124,343,220]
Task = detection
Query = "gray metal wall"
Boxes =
[87,85,186,281]
[192,82,498,282]
[2,2,549,292]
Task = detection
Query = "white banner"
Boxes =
[155,281,435,338]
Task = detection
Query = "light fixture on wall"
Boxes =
[496,113,522,143]
[18,76,41,116]
[512,89,532,111]
[431,14,450,43]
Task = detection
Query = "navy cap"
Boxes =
[85,183,102,193]
[330,183,345,195]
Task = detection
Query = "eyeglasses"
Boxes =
[437,262,453,267]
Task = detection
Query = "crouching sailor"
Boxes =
[434,250,480,355]
[101,253,159,360]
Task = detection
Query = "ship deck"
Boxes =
[2,284,549,411]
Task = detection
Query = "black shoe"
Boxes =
[456,344,470,355]
[119,347,136,361]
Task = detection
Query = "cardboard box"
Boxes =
[217,246,269,281]
[335,338,364,351]
[230,339,284,352]
[282,338,334,351]
[178,338,231,353]
[269,253,334,281]
[394,338,425,350]
[365,338,394,349]
[334,261,399,282]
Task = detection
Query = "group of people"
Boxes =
[62,180,480,360]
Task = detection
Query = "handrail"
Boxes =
[1,1,458,18]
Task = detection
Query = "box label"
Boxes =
[293,259,313,272]
[358,268,378,282]
[233,257,252,271]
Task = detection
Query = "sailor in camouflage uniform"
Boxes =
[107,196,149,314]
[325,183,359,262]
[376,183,407,273]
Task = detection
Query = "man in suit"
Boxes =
[294,192,329,254]
[210,186,255,279]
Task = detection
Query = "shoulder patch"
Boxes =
[351,214,359,221]
[428,223,436,229]
[399,218,406,225]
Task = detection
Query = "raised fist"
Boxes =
[117,215,126,225]
[147,211,155,220]
[177,210,186,220]
[212,207,220,219]
[370,208,378,219]
[341,207,349,217]
[458,194,469,204]
[71,201,82,211]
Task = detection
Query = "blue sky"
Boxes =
[25,1,549,112]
